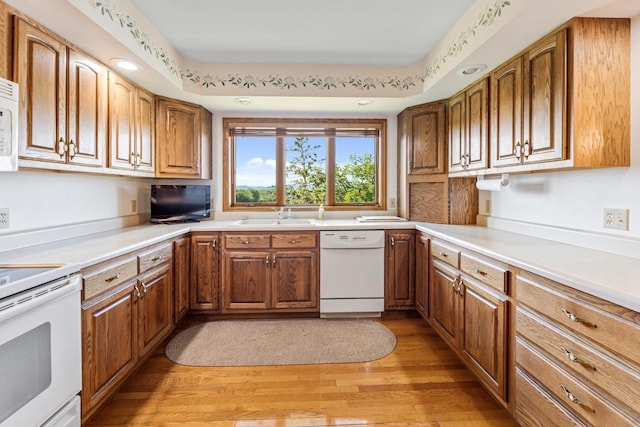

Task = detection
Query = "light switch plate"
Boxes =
[603,208,629,231]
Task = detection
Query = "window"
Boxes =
[223,118,386,211]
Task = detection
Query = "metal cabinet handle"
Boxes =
[288,240,299,244]
[68,140,76,160]
[523,140,530,159]
[272,255,276,267]
[391,237,395,247]
[212,239,217,248]
[514,142,522,160]
[57,137,67,158]
[560,384,595,413]
[561,347,597,371]
[439,252,448,258]
[151,256,162,262]
[242,240,253,245]
[458,280,465,297]
[472,267,488,276]
[451,274,460,294]
[265,256,270,265]
[136,153,141,167]
[140,281,147,296]
[133,283,141,301]
[561,309,597,328]
[105,272,123,282]
[130,152,136,166]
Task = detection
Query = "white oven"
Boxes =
[0,272,81,427]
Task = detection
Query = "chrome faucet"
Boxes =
[272,207,284,219]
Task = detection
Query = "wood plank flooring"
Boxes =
[85,315,516,426]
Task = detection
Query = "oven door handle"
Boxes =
[0,275,81,324]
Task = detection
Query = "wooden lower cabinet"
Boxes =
[173,236,190,322]
[81,242,175,421]
[384,230,415,310]
[189,233,220,311]
[221,232,319,313]
[414,233,429,319]
[429,245,509,405]
[81,282,137,420]
[137,265,173,357]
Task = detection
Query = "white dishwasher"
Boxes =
[320,230,385,317]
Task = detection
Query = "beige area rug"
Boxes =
[165,318,396,366]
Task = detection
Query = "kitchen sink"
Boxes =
[231,218,316,226]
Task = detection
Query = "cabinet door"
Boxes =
[14,18,67,163]
[190,234,219,311]
[173,237,190,322]
[408,103,446,175]
[415,234,429,319]
[271,250,318,310]
[491,56,523,168]
[156,98,201,177]
[385,230,415,310]
[81,283,137,416]
[108,72,136,171]
[448,91,466,173]
[523,30,567,164]
[466,78,489,171]
[430,259,459,348]
[67,48,107,167]
[459,277,508,400]
[135,88,155,173]
[223,251,271,311]
[137,265,173,358]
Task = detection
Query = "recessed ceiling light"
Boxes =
[110,58,141,71]
[234,97,254,105]
[356,99,373,106]
[456,64,487,76]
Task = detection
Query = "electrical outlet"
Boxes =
[0,208,9,229]
[603,208,629,231]
[389,198,396,209]
[131,200,137,213]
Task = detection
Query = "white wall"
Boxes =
[0,170,154,235]
[482,13,640,240]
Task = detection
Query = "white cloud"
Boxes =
[247,157,264,166]
[265,159,276,168]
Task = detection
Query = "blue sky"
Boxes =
[235,136,375,187]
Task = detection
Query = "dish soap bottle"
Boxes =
[317,204,324,220]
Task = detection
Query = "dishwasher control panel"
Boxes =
[320,230,385,249]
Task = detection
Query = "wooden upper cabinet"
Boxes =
[14,18,107,169]
[406,102,446,175]
[67,49,108,167]
[14,18,67,163]
[108,72,154,175]
[156,97,212,178]
[489,18,630,172]
[449,78,489,174]
[135,88,155,173]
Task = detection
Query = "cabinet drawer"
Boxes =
[515,368,585,427]
[271,233,317,249]
[516,307,640,413]
[224,234,271,249]
[516,338,637,427]
[138,243,172,273]
[431,240,460,268]
[460,252,508,293]
[83,257,137,300]
[516,272,640,367]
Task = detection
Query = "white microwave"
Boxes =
[0,77,18,172]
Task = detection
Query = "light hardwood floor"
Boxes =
[86,315,516,426]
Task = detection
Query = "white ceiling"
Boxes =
[128,0,475,66]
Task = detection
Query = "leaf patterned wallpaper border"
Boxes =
[87,0,511,94]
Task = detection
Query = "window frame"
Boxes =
[223,118,387,212]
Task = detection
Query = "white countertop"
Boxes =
[416,223,640,313]
[1,219,638,313]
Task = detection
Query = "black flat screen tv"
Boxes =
[150,185,211,223]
